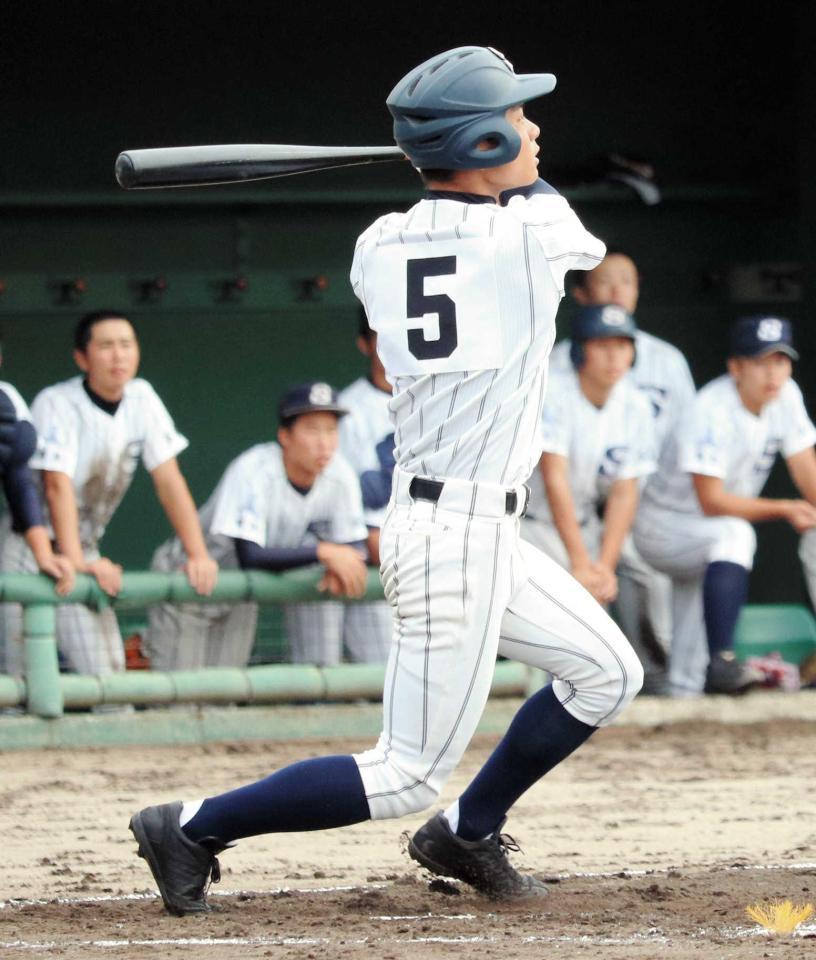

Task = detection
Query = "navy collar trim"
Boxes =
[82,379,121,416]
[424,189,495,205]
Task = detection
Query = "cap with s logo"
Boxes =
[728,316,799,360]
[277,381,348,421]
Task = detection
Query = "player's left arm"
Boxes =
[150,458,218,595]
[597,477,639,601]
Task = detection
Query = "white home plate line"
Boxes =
[2,859,815,913]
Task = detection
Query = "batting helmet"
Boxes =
[387,46,556,171]
[569,304,638,369]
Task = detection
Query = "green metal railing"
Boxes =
[0,569,527,718]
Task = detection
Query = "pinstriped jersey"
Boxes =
[551,329,696,454]
[350,191,605,487]
[29,376,188,548]
[526,370,657,525]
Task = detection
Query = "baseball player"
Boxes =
[332,307,397,662]
[550,250,688,689]
[0,377,74,595]
[129,46,643,914]
[1,310,217,677]
[147,382,369,670]
[634,315,816,696]
[523,304,656,607]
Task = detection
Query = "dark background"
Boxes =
[1,0,814,605]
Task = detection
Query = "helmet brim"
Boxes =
[512,73,557,103]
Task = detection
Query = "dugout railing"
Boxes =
[0,569,529,718]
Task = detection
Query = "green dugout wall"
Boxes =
[1,0,813,607]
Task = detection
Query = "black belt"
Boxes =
[409,476,528,517]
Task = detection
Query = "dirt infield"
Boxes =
[1,697,816,957]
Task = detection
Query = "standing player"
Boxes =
[634,316,816,695]
[523,305,656,605]
[129,46,642,914]
[1,311,217,676]
[550,251,688,688]
[147,382,369,669]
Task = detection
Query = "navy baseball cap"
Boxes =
[571,304,638,342]
[729,316,799,361]
[277,382,348,421]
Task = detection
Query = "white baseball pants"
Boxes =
[355,469,643,821]
[633,506,756,695]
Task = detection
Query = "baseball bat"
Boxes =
[115,143,405,190]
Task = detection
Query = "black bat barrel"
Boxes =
[115,144,405,189]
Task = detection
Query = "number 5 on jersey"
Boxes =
[365,236,504,376]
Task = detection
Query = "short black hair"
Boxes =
[74,310,133,352]
[358,305,375,340]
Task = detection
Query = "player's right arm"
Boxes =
[42,470,121,596]
[691,474,816,531]
[540,452,600,597]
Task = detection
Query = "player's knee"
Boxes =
[571,631,643,726]
[709,518,755,569]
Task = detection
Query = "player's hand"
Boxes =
[784,499,816,533]
[592,563,618,604]
[317,570,344,597]
[86,557,123,597]
[570,561,601,597]
[183,554,219,596]
[37,553,75,597]
[316,543,368,598]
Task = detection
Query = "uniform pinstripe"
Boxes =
[348,189,644,820]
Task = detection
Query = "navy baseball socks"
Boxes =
[181,755,370,843]
[408,685,595,899]
[448,684,595,841]
[702,561,756,694]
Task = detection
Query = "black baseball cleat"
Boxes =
[129,801,229,916]
[704,651,760,695]
[408,811,549,900]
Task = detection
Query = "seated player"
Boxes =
[524,305,656,611]
[1,311,216,677]
[146,382,369,669]
[634,316,816,696]
[551,251,690,689]
[0,379,73,596]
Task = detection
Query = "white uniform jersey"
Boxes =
[643,374,816,516]
[338,377,394,529]
[30,376,187,549]
[173,442,368,569]
[0,381,32,422]
[550,329,695,452]
[527,370,657,524]
[351,192,605,486]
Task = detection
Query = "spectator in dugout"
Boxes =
[0,310,217,678]
[0,359,74,597]
[146,382,370,670]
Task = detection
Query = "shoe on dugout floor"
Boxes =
[408,811,549,900]
[704,651,761,695]
[129,801,228,916]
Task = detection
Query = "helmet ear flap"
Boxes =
[453,115,522,169]
[569,340,584,369]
